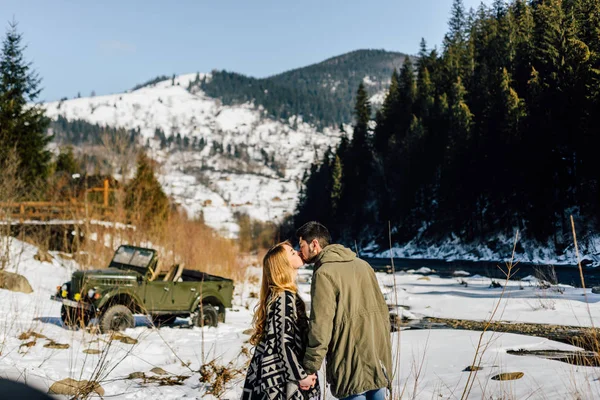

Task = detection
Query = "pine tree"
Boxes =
[55,146,80,176]
[447,0,467,46]
[338,83,374,237]
[402,115,428,228]
[0,20,51,191]
[449,77,472,142]
[498,68,525,141]
[398,57,416,131]
[416,66,435,119]
[353,83,371,147]
[417,38,430,71]
[295,153,331,228]
[124,153,170,229]
[574,0,600,215]
[443,0,470,82]
[511,0,535,96]
[330,154,343,215]
[373,69,399,151]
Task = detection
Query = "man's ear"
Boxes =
[311,239,320,252]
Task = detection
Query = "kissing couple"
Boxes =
[242,221,392,400]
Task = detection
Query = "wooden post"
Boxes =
[103,179,109,208]
[19,203,25,224]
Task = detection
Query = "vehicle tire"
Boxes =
[60,305,90,329]
[193,304,218,328]
[151,315,177,327]
[218,306,226,323]
[99,305,134,333]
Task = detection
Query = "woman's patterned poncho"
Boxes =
[242,291,320,399]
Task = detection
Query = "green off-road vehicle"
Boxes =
[51,245,234,332]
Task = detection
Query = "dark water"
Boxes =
[363,257,600,288]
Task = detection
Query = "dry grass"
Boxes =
[199,358,244,397]
[158,212,242,281]
[388,221,403,399]
[459,230,519,400]
[53,187,244,282]
[0,140,242,281]
[382,228,525,399]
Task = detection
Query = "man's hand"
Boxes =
[298,373,316,391]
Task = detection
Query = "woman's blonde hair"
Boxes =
[249,241,297,346]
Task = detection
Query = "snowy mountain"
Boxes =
[196,49,406,128]
[44,73,346,237]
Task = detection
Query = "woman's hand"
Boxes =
[298,373,316,390]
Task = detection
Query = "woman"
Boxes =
[242,241,320,400]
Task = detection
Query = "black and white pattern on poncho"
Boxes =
[242,291,320,400]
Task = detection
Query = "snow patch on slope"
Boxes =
[44,73,346,236]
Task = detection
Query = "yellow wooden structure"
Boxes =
[0,179,118,222]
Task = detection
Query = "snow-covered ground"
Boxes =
[379,271,600,327]
[2,237,600,399]
[44,74,345,238]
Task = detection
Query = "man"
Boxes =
[296,221,392,400]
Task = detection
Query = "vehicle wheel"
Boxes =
[218,307,226,323]
[193,304,218,328]
[151,315,177,327]
[60,305,90,329]
[99,305,134,332]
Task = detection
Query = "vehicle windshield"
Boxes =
[111,247,154,268]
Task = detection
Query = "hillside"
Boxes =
[195,49,407,128]
[43,50,409,237]
[44,73,344,236]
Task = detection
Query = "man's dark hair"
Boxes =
[296,221,331,248]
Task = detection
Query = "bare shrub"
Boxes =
[59,149,241,279]
[0,148,24,270]
[157,211,241,281]
[525,264,563,310]
[235,212,278,253]
[199,358,243,398]
[534,264,558,286]
[100,129,138,179]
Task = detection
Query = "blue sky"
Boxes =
[2,0,491,102]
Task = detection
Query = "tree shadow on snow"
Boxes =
[33,316,63,328]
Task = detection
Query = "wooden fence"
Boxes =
[0,179,119,223]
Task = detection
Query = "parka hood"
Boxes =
[314,244,356,268]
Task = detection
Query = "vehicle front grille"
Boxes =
[70,274,85,298]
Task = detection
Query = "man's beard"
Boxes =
[304,250,318,264]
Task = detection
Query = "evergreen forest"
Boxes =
[195,50,407,129]
[295,0,600,252]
